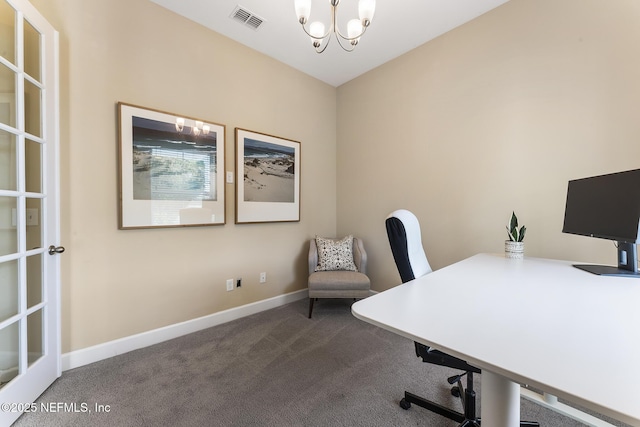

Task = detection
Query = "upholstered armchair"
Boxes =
[307,236,371,318]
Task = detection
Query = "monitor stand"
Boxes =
[573,264,640,277]
[573,242,640,278]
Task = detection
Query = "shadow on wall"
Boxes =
[294,239,311,291]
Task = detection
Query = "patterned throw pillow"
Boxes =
[315,235,358,272]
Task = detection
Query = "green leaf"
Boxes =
[506,212,526,241]
[506,225,515,241]
[518,225,526,242]
[509,211,518,233]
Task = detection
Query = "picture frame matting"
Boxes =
[118,102,226,229]
[235,128,300,224]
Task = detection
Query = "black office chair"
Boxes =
[385,210,539,427]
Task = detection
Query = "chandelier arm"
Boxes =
[332,1,367,42]
[315,35,332,54]
[334,34,357,52]
[324,0,355,53]
[335,24,368,42]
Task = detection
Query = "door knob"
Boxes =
[48,245,65,255]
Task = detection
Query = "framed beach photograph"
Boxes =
[235,128,300,223]
[117,103,226,229]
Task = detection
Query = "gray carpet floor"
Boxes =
[14,298,632,427]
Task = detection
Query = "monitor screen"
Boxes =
[562,168,640,244]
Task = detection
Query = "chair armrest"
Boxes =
[414,342,480,374]
[353,237,367,274]
[308,239,318,275]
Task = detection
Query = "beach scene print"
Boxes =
[132,116,218,202]
[243,138,295,202]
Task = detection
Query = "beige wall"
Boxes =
[30,0,337,353]
[337,0,640,291]
[30,0,640,354]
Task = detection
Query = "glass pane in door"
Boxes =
[0,0,59,417]
[26,253,42,308]
[0,196,17,256]
[0,1,16,66]
[0,260,18,321]
[27,309,43,366]
[0,130,17,191]
[0,321,19,389]
[25,138,42,193]
[25,197,42,250]
[24,79,41,137]
[24,19,41,83]
[0,63,16,129]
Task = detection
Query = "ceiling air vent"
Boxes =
[230,5,265,31]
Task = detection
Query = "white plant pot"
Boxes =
[505,240,524,259]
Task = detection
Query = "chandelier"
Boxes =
[294,0,376,53]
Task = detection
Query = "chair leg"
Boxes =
[400,391,465,423]
[308,298,314,318]
[400,370,539,427]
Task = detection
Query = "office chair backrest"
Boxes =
[386,210,432,283]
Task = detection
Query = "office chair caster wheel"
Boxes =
[399,398,411,410]
[451,386,461,397]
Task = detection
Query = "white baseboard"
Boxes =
[62,289,308,371]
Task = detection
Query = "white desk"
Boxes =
[352,253,640,427]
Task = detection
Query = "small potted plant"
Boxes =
[505,211,526,259]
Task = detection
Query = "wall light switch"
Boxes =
[226,171,234,183]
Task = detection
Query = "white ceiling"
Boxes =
[150,0,510,87]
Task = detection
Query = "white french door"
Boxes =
[0,0,60,425]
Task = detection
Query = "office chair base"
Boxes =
[400,391,466,423]
[399,392,540,427]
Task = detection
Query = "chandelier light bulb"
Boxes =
[310,21,325,47]
[294,0,311,24]
[347,19,362,45]
[358,0,375,26]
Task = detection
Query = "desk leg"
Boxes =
[481,371,520,427]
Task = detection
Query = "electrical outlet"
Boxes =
[236,278,242,288]
[26,208,38,226]
[226,279,234,291]
[259,272,267,283]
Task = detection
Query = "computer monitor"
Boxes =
[562,168,640,277]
